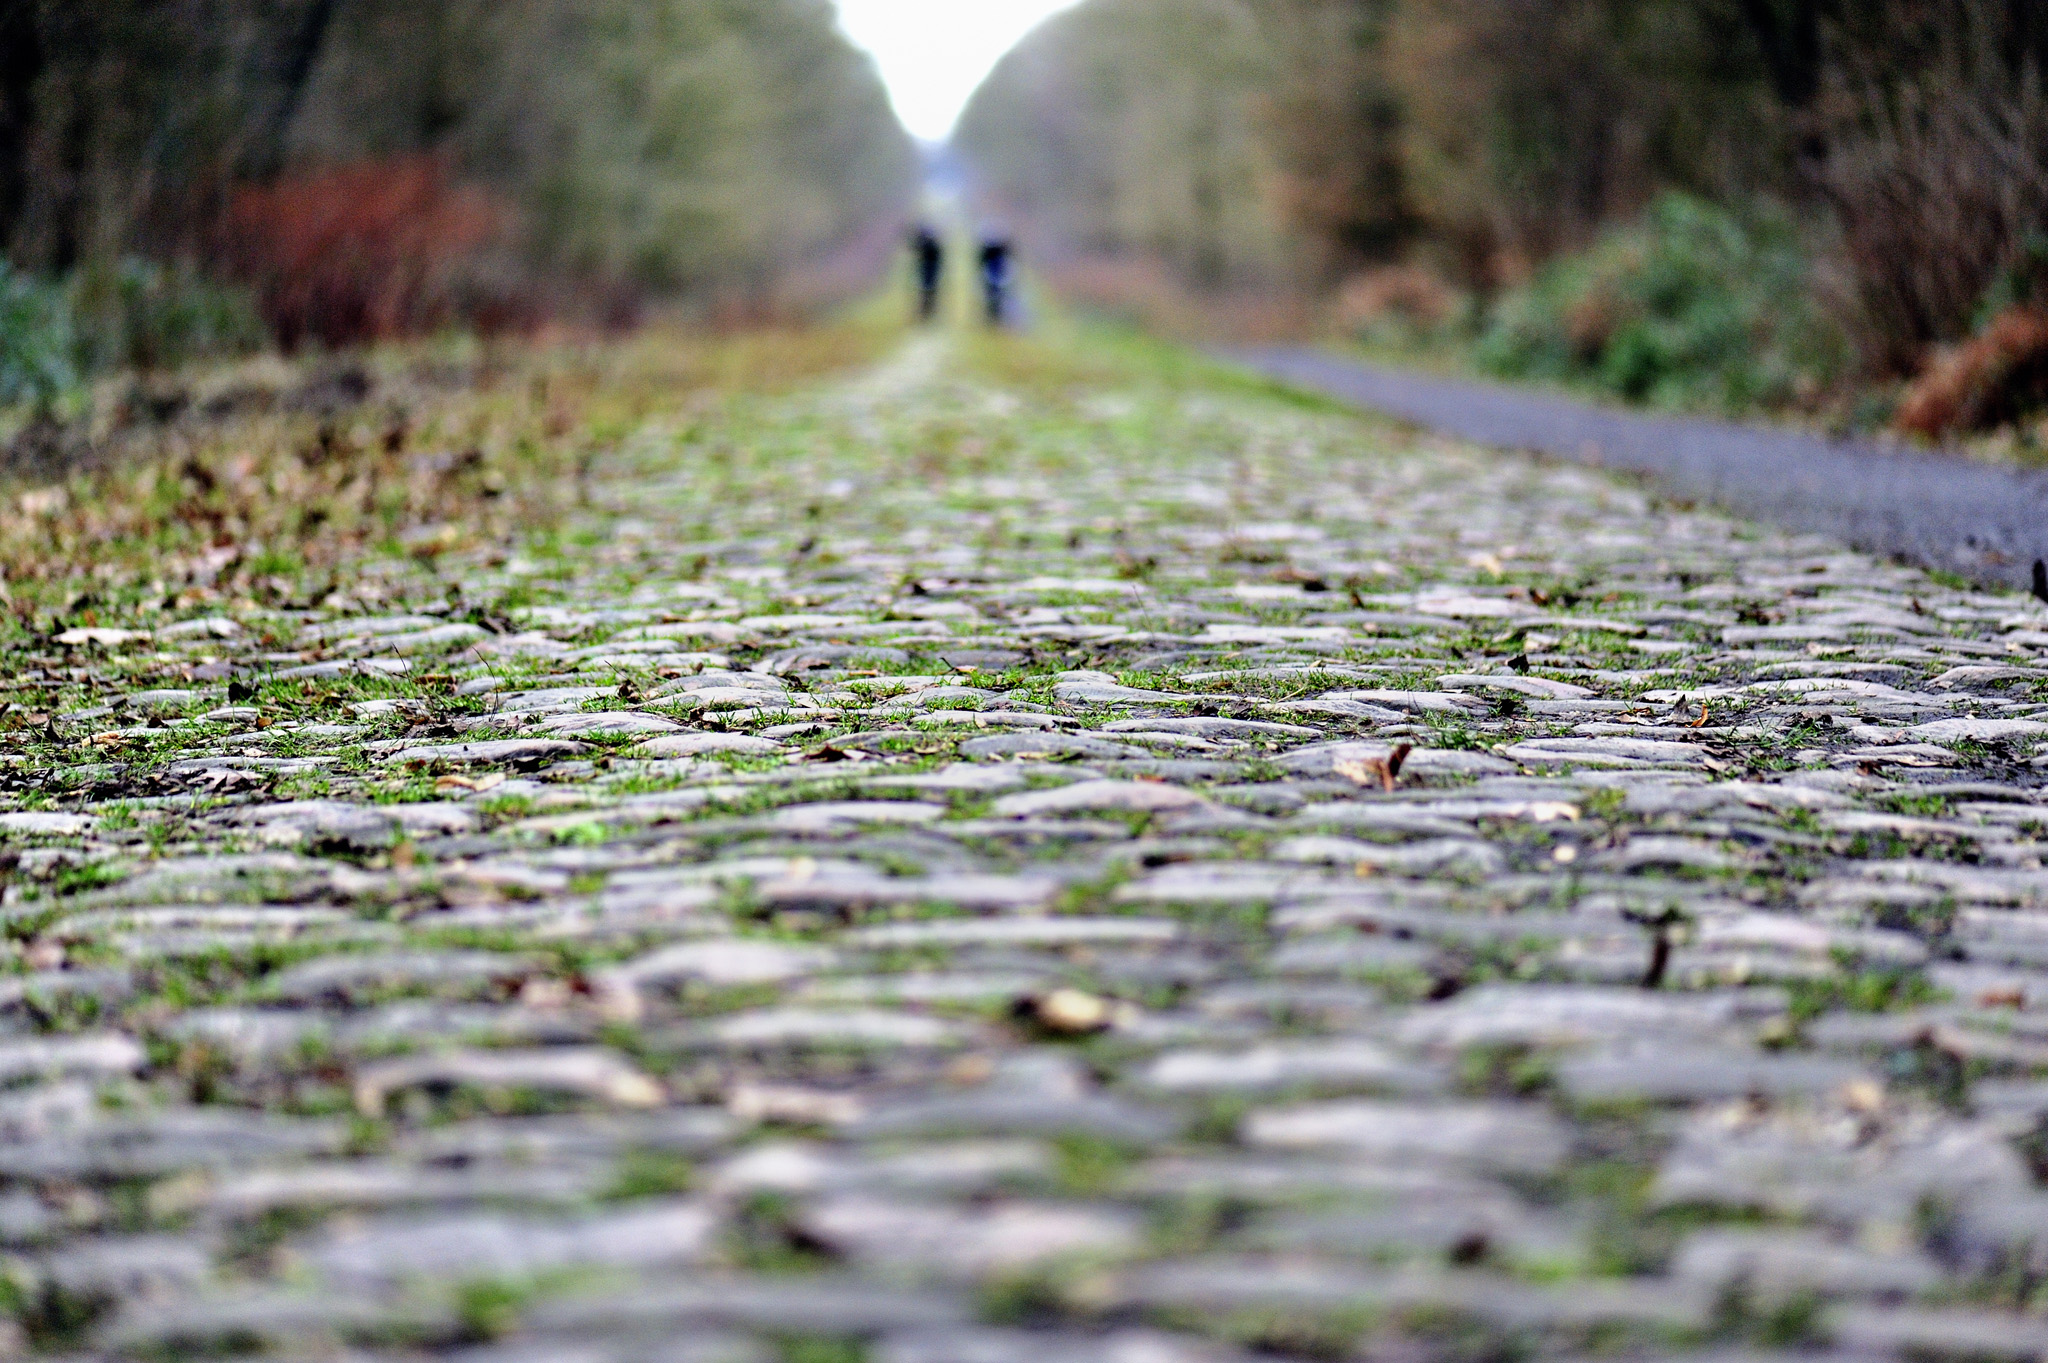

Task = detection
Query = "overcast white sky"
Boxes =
[833,0,1082,143]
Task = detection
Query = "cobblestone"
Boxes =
[5,334,2048,1357]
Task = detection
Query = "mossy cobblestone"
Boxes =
[0,331,2046,1358]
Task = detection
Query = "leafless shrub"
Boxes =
[1813,0,2048,375]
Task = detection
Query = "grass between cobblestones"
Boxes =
[1,317,2047,1355]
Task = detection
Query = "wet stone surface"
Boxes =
[5,336,2048,1357]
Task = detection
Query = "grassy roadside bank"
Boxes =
[1330,195,2048,465]
[0,321,902,623]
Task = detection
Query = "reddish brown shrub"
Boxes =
[1894,305,2048,439]
[222,157,517,350]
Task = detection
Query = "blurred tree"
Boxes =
[957,0,2048,379]
[491,0,918,302]
[958,0,1791,294]
[0,0,916,328]
[957,0,1291,292]
[0,0,41,254]
[1246,0,1411,281]
[1802,0,2048,370]
[1387,0,1790,285]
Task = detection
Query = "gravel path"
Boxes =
[1230,347,2048,593]
[7,332,2048,1359]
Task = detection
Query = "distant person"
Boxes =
[979,237,1014,326]
[911,226,943,322]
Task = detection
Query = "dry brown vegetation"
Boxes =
[0,322,896,607]
[1895,307,2048,441]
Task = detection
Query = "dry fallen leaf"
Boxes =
[1690,703,1709,729]
[435,772,507,794]
[1334,742,1413,791]
[1023,988,1114,1035]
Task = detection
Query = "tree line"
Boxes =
[0,0,918,350]
[956,0,2048,382]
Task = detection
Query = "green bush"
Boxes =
[0,264,79,412]
[1475,194,1847,413]
[1974,230,2048,330]
[69,259,267,374]
[0,259,267,414]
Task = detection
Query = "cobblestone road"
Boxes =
[8,332,2048,1360]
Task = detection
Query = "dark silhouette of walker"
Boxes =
[979,237,1014,326]
[910,225,943,322]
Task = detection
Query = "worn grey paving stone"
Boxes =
[299,1200,720,1286]
[795,1195,1142,1277]
[1670,1227,1945,1303]
[191,1158,606,1216]
[1829,1305,2048,1361]
[1246,1198,1584,1271]
[1106,1257,1713,1335]
[521,1275,972,1335]
[1243,1098,1573,1172]
[22,335,2048,1358]
[441,1339,768,1363]
[875,1330,1263,1363]
[1554,1047,1877,1103]
[96,1288,461,1355]
[1140,1039,1448,1095]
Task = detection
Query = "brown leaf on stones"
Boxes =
[197,768,271,794]
[435,772,505,793]
[1270,564,1330,591]
[1334,742,1412,792]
